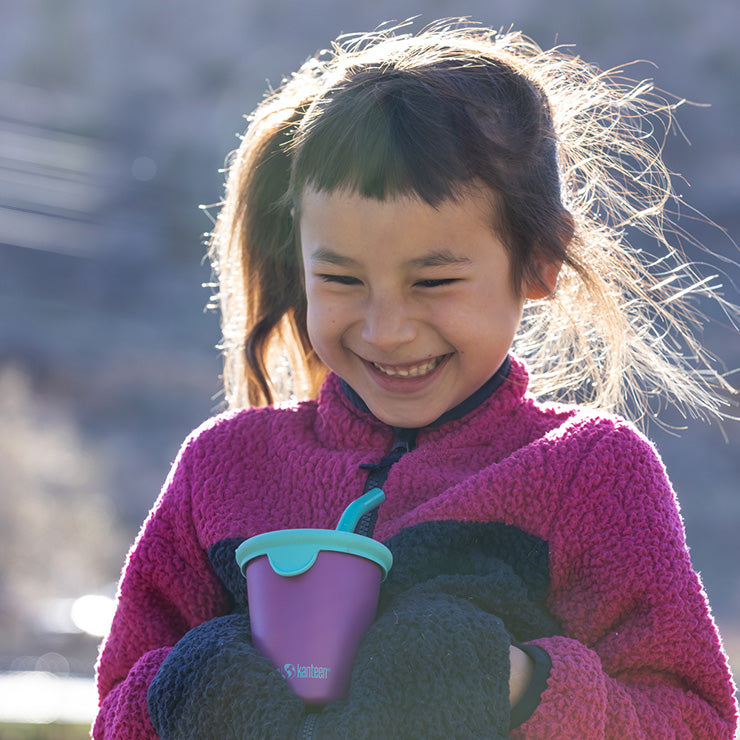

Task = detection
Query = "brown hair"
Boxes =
[208,21,737,423]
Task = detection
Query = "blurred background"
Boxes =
[0,0,738,737]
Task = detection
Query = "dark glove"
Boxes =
[147,613,305,739]
[308,521,561,739]
[314,584,513,740]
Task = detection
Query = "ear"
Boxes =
[524,257,562,300]
[524,211,573,299]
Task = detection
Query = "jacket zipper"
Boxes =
[298,712,318,740]
[356,427,418,537]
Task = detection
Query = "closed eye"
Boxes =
[414,278,459,288]
[318,274,362,286]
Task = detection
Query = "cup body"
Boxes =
[236,529,392,705]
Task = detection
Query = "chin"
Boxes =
[368,403,441,429]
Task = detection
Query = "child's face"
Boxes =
[299,186,527,428]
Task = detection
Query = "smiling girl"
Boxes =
[299,187,537,429]
[94,22,738,739]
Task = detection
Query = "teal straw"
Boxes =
[335,488,385,533]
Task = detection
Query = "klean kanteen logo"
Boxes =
[282,663,331,680]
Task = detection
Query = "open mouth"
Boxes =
[370,354,449,379]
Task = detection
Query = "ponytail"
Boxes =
[208,65,326,407]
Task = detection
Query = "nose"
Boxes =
[360,291,416,353]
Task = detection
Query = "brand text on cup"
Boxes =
[282,663,332,680]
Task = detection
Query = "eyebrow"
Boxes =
[409,250,472,269]
[310,247,358,267]
[310,247,471,269]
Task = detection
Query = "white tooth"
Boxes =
[373,356,442,378]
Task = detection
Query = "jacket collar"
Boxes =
[314,355,529,451]
[338,355,512,432]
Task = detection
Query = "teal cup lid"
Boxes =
[235,528,393,580]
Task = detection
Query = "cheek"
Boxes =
[305,296,341,348]
[427,297,486,336]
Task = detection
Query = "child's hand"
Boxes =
[147,614,304,739]
[315,586,513,739]
[509,644,535,705]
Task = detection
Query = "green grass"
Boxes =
[0,724,90,740]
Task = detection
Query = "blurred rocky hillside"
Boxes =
[1,0,738,680]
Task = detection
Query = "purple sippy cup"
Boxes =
[235,488,392,706]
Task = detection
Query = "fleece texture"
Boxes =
[94,356,738,738]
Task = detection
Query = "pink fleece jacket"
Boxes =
[94,356,738,738]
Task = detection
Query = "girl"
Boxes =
[94,22,738,739]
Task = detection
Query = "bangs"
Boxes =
[290,71,480,205]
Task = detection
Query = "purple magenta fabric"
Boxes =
[93,356,738,738]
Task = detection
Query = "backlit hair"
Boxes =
[208,20,737,424]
